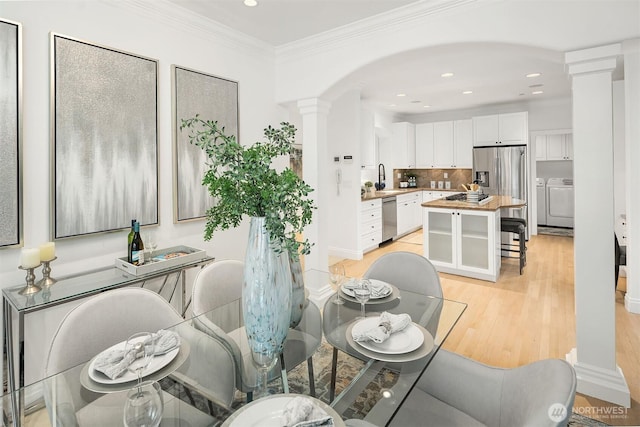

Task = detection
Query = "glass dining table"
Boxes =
[2,269,466,427]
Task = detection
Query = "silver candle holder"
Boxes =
[39,256,58,288]
[18,263,43,296]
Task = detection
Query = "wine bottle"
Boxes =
[129,222,145,265]
[127,219,137,249]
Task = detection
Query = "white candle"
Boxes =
[20,248,40,268]
[40,242,56,262]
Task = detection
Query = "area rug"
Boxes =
[539,226,574,237]
[161,339,607,426]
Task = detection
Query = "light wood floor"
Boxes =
[336,230,640,426]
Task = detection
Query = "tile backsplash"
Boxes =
[394,168,472,191]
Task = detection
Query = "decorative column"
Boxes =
[297,98,333,302]
[623,39,640,314]
[565,43,630,407]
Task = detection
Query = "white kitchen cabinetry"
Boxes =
[360,199,382,252]
[535,135,547,160]
[397,192,422,236]
[453,119,473,168]
[545,133,573,160]
[473,112,528,146]
[433,121,454,168]
[392,122,416,169]
[416,120,472,168]
[423,207,500,282]
[415,123,434,168]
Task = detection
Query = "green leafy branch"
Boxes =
[180,116,316,258]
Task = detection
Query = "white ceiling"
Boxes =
[167,0,574,115]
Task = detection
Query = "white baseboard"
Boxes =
[624,293,640,314]
[566,348,631,407]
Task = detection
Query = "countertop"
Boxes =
[361,187,456,201]
[421,195,527,211]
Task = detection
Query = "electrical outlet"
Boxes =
[397,172,401,179]
[444,172,448,178]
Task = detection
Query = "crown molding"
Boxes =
[275,0,478,61]
[107,0,275,60]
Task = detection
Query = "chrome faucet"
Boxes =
[378,163,386,190]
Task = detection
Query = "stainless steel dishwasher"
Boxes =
[382,196,397,242]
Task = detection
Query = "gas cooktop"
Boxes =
[445,192,490,202]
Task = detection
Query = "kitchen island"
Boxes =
[422,195,526,282]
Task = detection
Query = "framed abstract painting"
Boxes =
[171,65,239,222]
[0,18,22,248]
[51,33,158,239]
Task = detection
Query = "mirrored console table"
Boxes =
[2,255,214,427]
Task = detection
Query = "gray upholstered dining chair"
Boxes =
[381,350,577,427]
[327,251,444,401]
[191,259,322,401]
[43,287,237,426]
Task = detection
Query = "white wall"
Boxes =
[1,0,280,385]
[327,90,361,259]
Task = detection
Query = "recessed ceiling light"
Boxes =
[532,90,544,95]
[396,93,406,97]
[423,105,431,108]
[410,100,421,104]
[462,90,473,95]
[441,72,454,78]
[529,84,544,88]
[526,72,541,78]
[244,0,258,6]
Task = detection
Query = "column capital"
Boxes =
[565,43,621,77]
[297,98,331,116]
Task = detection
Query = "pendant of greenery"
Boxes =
[181,116,316,259]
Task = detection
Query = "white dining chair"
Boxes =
[327,251,444,401]
[43,287,237,426]
[191,259,322,401]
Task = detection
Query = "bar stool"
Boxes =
[501,217,527,274]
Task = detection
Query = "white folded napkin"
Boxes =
[282,396,334,427]
[93,330,180,380]
[342,279,390,297]
[352,312,412,344]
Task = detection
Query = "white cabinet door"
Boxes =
[498,112,527,145]
[392,122,416,168]
[564,134,573,160]
[456,210,494,273]
[535,135,547,160]
[415,123,434,168]
[424,208,456,268]
[433,121,454,168]
[472,115,500,146]
[454,119,473,168]
[545,134,565,160]
[397,200,411,236]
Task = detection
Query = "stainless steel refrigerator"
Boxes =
[473,144,528,237]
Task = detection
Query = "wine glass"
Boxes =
[145,232,158,262]
[354,279,371,319]
[123,380,163,427]
[329,263,346,305]
[124,332,155,385]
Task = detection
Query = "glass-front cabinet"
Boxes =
[423,207,501,282]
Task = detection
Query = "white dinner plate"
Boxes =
[221,394,346,427]
[346,321,435,363]
[88,337,180,385]
[351,316,424,354]
[341,279,392,299]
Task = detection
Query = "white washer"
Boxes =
[536,178,546,226]
[546,178,574,228]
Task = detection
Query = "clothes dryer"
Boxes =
[546,178,574,228]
